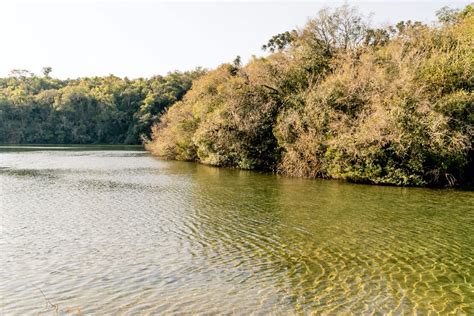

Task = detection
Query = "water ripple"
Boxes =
[0,149,473,314]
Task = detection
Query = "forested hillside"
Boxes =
[147,4,473,186]
[0,69,205,144]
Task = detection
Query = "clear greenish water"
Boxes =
[0,146,473,314]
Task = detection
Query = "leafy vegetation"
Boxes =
[0,69,205,144]
[147,4,473,186]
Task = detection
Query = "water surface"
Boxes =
[1,146,473,314]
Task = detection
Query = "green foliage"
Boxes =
[149,4,473,187]
[262,31,297,52]
[0,68,205,144]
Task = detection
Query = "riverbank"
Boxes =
[0,144,145,152]
[147,5,473,187]
[146,145,474,189]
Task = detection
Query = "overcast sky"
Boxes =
[1,0,470,79]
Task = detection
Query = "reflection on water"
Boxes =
[0,146,473,314]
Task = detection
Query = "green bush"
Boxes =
[148,5,474,186]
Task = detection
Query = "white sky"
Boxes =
[1,0,470,79]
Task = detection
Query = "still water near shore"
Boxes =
[0,146,473,314]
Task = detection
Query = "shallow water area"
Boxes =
[1,145,473,314]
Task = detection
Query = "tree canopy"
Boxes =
[0,69,205,144]
[2,4,472,187]
[147,4,474,187]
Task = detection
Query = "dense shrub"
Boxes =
[148,4,473,186]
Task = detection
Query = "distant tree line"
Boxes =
[0,69,205,144]
[147,4,474,186]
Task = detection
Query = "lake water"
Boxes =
[1,146,473,314]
